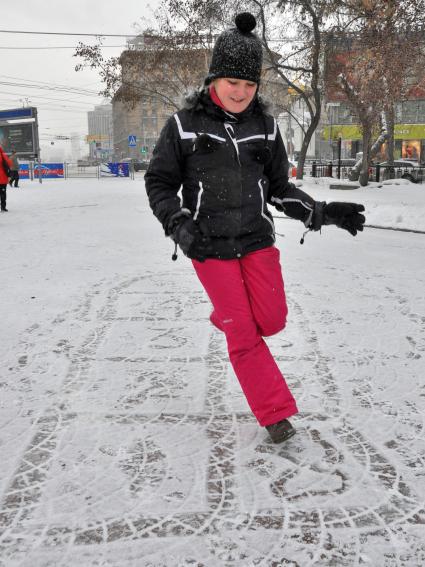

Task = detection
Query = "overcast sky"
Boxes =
[0,0,161,158]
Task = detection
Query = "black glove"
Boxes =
[314,201,366,236]
[171,216,211,261]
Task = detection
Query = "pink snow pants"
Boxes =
[192,246,298,426]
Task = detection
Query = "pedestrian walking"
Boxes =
[9,151,20,188]
[0,145,12,212]
[145,13,365,443]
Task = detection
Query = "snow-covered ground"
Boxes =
[0,175,424,566]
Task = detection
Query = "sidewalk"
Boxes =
[1,178,424,566]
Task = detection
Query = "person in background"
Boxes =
[145,13,366,444]
[0,145,12,212]
[9,151,20,188]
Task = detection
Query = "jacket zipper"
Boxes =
[224,122,243,253]
[224,123,241,166]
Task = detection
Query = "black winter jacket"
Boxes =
[145,88,317,260]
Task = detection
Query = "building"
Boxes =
[112,33,289,161]
[277,86,317,161]
[322,30,425,162]
[87,104,113,161]
[112,34,209,161]
[321,100,425,162]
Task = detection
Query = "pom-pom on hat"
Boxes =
[206,13,263,85]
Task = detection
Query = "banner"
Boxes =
[35,163,64,178]
[19,164,30,179]
[100,162,130,177]
[19,163,64,179]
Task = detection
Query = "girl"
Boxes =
[145,13,365,443]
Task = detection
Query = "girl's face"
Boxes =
[213,78,258,113]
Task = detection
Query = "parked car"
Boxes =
[120,158,149,171]
[376,159,423,183]
[378,159,420,167]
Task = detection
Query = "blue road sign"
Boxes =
[128,135,137,147]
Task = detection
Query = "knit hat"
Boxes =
[206,13,263,85]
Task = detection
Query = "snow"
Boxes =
[1,174,424,566]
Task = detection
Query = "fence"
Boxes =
[370,165,425,184]
[18,162,133,180]
[64,163,99,179]
[308,162,425,184]
[64,162,132,179]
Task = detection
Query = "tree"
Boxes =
[74,32,211,112]
[253,0,325,179]
[326,0,425,184]
[162,0,352,178]
[75,0,346,178]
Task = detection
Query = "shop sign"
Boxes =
[323,123,425,141]
[394,124,425,139]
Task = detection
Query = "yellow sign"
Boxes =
[394,124,425,139]
[323,124,425,141]
[322,125,362,140]
[86,134,108,142]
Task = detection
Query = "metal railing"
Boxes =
[369,165,425,184]
[308,162,425,184]
[64,163,100,179]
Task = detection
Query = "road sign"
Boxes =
[128,135,137,147]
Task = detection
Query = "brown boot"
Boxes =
[266,419,296,443]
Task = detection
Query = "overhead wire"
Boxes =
[1,73,98,89]
[0,45,126,50]
[0,79,99,96]
[0,30,136,37]
[0,28,301,43]
[0,89,98,107]
[0,75,101,109]
[0,74,107,122]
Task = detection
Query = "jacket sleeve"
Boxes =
[265,125,316,228]
[144,115,185,235]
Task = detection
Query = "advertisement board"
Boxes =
[0,107,39,158]
[19,163,64,179]
[100,162,130,177]
[18,164,30,179]
[0,123,35,154]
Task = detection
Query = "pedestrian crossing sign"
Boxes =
[128,135,137,147]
